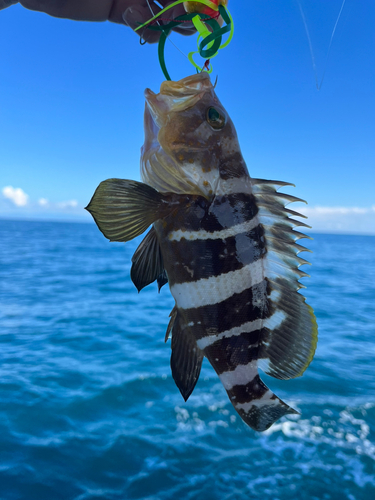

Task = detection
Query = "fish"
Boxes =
[86,72,318,432]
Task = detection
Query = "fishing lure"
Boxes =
[135,0,234,80]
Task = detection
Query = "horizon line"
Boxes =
[1,216,375,237]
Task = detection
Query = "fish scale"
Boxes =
[86,72,318,432]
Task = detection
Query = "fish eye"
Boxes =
[206,107,226,130]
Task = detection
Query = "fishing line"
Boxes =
[145,0,189,60]
[297,0,346,90]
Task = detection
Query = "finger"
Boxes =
[19,0,116,21]
[122,3,163,44]
[122,1,197,44]
[0,0,18,10]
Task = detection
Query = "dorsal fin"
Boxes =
[252,179,318,380]
[251,178,295,189]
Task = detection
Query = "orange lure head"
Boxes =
[183,0,228,18]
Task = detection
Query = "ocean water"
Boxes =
[0,219,374,500]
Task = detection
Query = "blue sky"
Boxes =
[1,1,374,233]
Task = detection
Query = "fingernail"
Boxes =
[122,6,141,30]
[122,6,159,44]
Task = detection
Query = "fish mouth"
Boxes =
[144,89,167,128]
[158,72,213,97]
[144,72,213,125]
[143,102,160,149]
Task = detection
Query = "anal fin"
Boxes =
[168,309,204,402]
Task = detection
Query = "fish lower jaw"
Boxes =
[180,164,220,199]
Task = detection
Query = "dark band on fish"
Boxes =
[164,193,259,234]
[178,280,272,340]
[227,374,270,403]
[218,153,248,180]
[203,331,263,375]
[166,226,267,284]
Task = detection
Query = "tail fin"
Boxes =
[219,368,298,431]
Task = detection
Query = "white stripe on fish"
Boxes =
[263,310,287,333]
[215,177,253,196]
[218,361,258,390]
[235,390,279,411]
[168,217,259,242]
[196,319,263,350]
[170,260,265,310]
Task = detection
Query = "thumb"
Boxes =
[123,4,162,44]
[0,0,18,10]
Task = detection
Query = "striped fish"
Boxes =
[86,73,318,432]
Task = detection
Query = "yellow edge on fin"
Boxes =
[295,304,319,377]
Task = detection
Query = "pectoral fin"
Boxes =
[85,178,177,242]
[168,309,204,401]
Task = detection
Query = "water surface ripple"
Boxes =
[0,220,374,499]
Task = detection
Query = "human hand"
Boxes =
[0,1,196,43]
[123,1,197,44]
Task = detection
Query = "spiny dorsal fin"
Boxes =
[131,226,166,292]
[168,309,204,402]
[85,179,177,242]
[252,179,318,380]
[251,178,295,189]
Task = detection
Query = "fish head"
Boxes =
[142,73,244,198]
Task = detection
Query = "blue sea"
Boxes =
[0,219,374,500]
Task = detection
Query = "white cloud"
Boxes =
[0,187,87,220]
[302,206,374,216]
[296,205,375,235]
[38,198,49,206]
[2,186,29,206]
[56,200,78,209]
